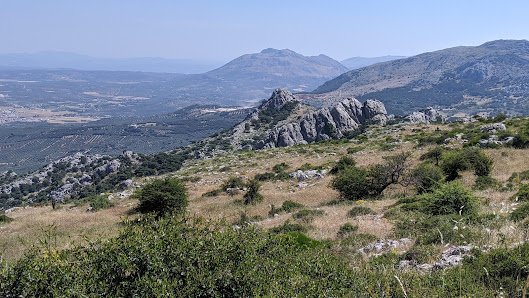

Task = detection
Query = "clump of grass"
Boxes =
[0,214,13,225]
[89,195,114,212]
[347,206,374,217]
[202,189,222,197]
[269,222,307,234]
[337,223,358,238]
[292,209,325,222]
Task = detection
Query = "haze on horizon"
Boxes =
[2,0,529,63]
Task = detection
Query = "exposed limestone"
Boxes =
[403,107,446,124]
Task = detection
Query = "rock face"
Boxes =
[403,107,446,124]
[253,89,387,149]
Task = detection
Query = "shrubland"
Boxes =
[3,116,529,295]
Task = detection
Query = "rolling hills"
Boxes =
[306,40,529,117]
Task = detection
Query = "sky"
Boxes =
[1,0,528,63]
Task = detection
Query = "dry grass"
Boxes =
[0,198,134,261]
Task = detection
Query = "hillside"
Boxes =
[0,105,248,173]
[340,55,406,70]
[306,40,529,117]
[3,113,529,296]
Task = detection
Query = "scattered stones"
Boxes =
[358,238,412,254]
[289,170,327,181]
[480,123,506,133]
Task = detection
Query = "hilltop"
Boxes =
[305,40,529,117]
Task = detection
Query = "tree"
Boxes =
[136,177,188,217]
[243,179,263,205]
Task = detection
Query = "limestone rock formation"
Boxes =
[403,107,446,124]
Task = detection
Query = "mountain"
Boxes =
[0,49,349,119]
[0,52,222,74]
[171,49,349,106]
[307,40,529,117]
[340,56,406,70]
[191,88,387,156]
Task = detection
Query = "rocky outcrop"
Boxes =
[403,107,446,124]
[253,90,387,149]
[480,123,506,133]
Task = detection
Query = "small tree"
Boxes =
[426,181,479,216]
[243,179,263,205]
[136,177,188,217]
[409,162,444,194]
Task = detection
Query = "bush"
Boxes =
[409,162,444,194]
[441,151,470,181]
[426,181,479,216]
[135,177,188,217]
[337,223,358,238]
[269,222,307,234]
[330,156,356,174]
[331,166,370,201]
[243,179,263,205]
[272,162,289,173]
[512,184,529,201]
[202,189,222,197]
[347,206,374,217]
[88,195,114,212]
[510,203,529,222]
[0,214,13,224]
[221,176,245,191]
[473,176,500,190]
[281,200,304,213]
[292,209,325,221]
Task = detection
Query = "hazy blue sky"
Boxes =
[2,0,528,62]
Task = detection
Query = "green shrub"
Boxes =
[512,184,529,201]
[409,162,444,193]
[331,166,370,201]
[286,232,324,249]
[135,177,188,217]
[441,151,470,181]
[202,189,222,197]
[272,162,289,173]
[347,206,374,217]
[402,244,438,264]
[292,209,325,221]
[473,176,501,190]
[269,222,307,234]
[243,179,263,205]
[346,147,363,154]
[510,203,529,222]
[221,176,245,191]
[426,181,479,216]
[420,146,444,166]
[337,223,358,238]
[88,195,114,212]
[330,156,356,174]
[281,200,304,213]
[0,214,13,224]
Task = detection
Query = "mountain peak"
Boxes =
[479,39,529,51]
[258,88,298,111]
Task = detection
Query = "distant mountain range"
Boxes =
[0,52,223,74]
[306,40,529,117]
[340,56,406,70]
[0,49,350,117]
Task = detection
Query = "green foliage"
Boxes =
[330,156,356,174]
[201,189,222,197]
[510,203,529,222]
[332,152,410,201]
[331,166,370,201]
[280,200,304,213]
[269,222,308,234]
[508,169,529,183]
[346,146,364,154]
[347,206,374,217]
[221,176,245,191]
[254,101,299,129]
[0,214,13,225]
[272,162,289,173]
[441,147,493,180]
[88,195,114,212]
[473,176,501,191]
[135,177,188,217]
[292,209,325,221]
[426,181,480,216]
[296,163,324,171]
[285,232,324,249]
[337,223,358,238]
[420,146,444,166]
[243,179,263,205]
[402,244,438,264]
[409,162,444,193]
[512,184,529,201]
